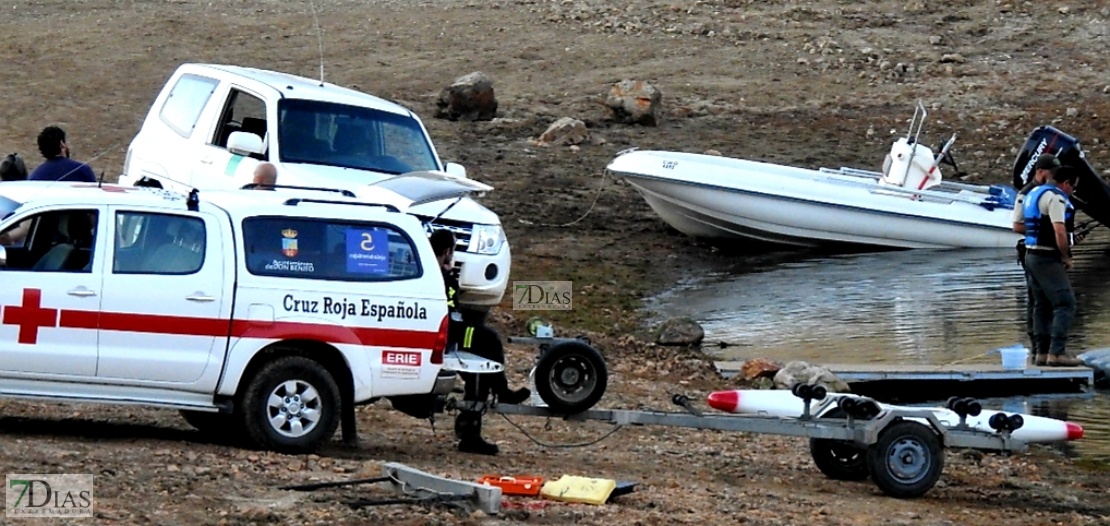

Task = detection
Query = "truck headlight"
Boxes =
[471,224,505,255]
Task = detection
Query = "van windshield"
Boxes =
[277,99,440,175]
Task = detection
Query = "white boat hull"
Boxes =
[609,150,1021,249]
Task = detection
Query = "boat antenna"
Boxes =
[308,0,326,86]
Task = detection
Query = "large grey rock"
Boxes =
[537,117,589,146]
[773,361,851,393]
[655,317,704,346]
[436,71,498,121]
[605,79,663,126]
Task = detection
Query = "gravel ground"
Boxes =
[3,0,1110,524]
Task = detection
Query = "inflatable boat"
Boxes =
[607,103,1110,250]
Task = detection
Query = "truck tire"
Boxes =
[240,356,341,454]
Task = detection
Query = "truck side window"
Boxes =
[213,88,268,159]
[242,217,421,281]
[159,74,220,139]
[2,210,97,272]
[113,212,206,275]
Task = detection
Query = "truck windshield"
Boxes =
[277,99,440,175]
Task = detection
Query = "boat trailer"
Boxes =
[460,334,1034,500]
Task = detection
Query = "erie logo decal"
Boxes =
[382,350,421,367]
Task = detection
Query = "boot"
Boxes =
[498,387,531,406]
[1046,354,1083,367]
[454,410,499,456]
[1033,336,1050,366]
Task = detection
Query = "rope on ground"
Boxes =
[518,168,608,228]
[497,412,623,448]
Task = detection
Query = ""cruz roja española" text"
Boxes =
[283,295,429,321]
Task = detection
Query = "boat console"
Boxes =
[878,102,952,193]
[880,138,943,192]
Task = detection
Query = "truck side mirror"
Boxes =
[443,162,467,179]
[228,131,265,157]
[0,245,7,268]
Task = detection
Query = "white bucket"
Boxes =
[999,346,1030,370]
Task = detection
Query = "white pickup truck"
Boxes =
[0,179,503,453]
[119,63,510,310]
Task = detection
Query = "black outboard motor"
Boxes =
[1013,126,1110,226]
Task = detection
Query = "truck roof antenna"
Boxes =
[186,189,200,212]
[308,0,325,86]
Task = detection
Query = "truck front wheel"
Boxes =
[240,356,341,454]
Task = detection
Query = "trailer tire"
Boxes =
[809,409,869,481]
[534,340,607,414]
[240,356,341,454]
[866,420,944,498]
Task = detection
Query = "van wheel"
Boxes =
[241,356,341,454]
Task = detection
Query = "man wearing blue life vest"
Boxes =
[1022,165,1083,367]
[1012,154,1061,364]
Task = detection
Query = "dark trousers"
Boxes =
[1025,251,1076,356]
[450,323,511,401]
[1023,270,1039,353]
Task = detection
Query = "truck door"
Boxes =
[130,72,223,195]
[0,207,104,377]
[96,208,228,384]
[194,87,269,190]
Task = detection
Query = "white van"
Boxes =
[119,63,510,309]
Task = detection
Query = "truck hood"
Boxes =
[277,163,502,225]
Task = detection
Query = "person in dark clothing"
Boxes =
[1022,165,1083,367]
[429,229,530,456]
[28,126,97,183]
[1,153,29,181]
[1012,153,1060,365]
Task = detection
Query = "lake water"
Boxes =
[644,229,1110,460]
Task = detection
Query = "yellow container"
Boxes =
[539,475,617,505]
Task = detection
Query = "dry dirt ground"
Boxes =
[3,0,1110,524]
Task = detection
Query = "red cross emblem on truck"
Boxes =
[2,288,59,344]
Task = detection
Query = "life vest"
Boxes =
[1022,184,1075,252]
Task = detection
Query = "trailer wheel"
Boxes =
[240,356,341,454]
[866,420,944,498]
[809,409,868,481]
[534,340,608,414]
